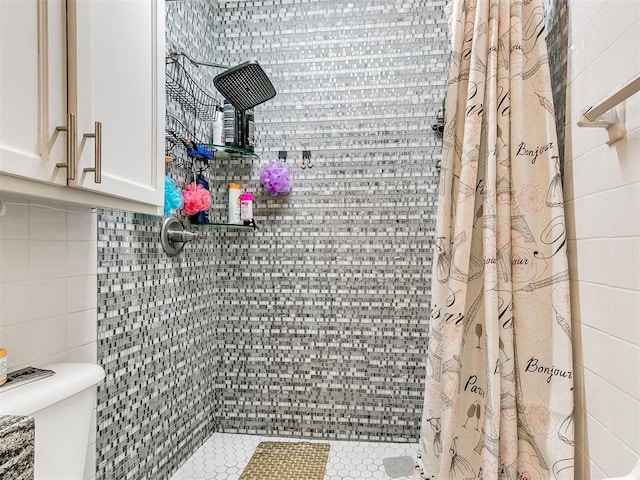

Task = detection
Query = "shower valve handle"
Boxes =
[161,217,199,257]
[168,230,199,243]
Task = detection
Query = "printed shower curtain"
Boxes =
[416,0,574,479]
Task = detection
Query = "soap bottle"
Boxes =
[223,100,238,147]
[243,108,255,152]
[240,193,253,225]
[228,183,242,224]
[212,105,224,145]
[236,107,245,149]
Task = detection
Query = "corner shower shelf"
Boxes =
[163,59,259,246]
[204,143,258,158]
[166,116,258,165]
[165,57,259,160]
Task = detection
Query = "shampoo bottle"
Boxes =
[243,108,255,152]
[223,100,238,147]
[228,183,242,224]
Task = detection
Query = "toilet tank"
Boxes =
[0,363,105,480]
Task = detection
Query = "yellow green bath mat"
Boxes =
[239,441,331,480]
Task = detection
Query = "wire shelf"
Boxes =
[165,115,216,170]
[166,58,220,121]
[165,115,200,152]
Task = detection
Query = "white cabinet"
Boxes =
[0,0,68,186]
[71,0,164,208]
[0,0,165,215]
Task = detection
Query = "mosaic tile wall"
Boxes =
[95,2,221,479]
[96,0,449,478]
[96,212,221,480]
[544,0,569,169]
[207,0,448,440]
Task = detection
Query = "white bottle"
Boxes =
[228,183,242,224]
[212,106,224,145]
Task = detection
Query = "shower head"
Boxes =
[214,61,277,111]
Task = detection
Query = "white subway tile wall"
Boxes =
[565,0,640,478]
[0,200,98,479]
[0,202,97,369]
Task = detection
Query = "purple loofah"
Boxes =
[260,161,293,196]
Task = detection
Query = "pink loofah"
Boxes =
[182,183,211,215]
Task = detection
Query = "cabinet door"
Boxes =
[0,0,68,186]
[70,0,164,208]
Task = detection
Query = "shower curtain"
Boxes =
[416,0,574,479]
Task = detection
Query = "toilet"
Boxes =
[0,362,105,479]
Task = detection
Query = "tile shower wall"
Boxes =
[562,1,640,478]
[96,0,447,478]
[207,0,447,440]
[95,2,221,480]
[96,210,219,480]
[535,2,640,477]
[544,0,569,169]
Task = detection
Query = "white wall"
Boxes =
[565,1,640,478]
[0,198,98,480]
[0,200,97,369]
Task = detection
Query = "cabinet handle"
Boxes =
[55,113,77,181]
[83,121,102,184]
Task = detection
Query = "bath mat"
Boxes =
[239,441,330,480]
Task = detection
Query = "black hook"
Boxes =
[432,98,445,134]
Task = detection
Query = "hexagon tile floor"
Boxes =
[169,433,419,480]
